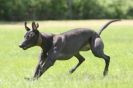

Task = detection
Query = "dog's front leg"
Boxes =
[33,54,56,80]
[25,50,47,81]
[32,47,60,80]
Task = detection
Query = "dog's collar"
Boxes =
[37,33,42,46]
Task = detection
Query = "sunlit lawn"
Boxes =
[0,20,133,88]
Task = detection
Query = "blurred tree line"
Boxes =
[0,0,132,21]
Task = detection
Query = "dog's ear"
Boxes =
[24,22,30,31]
[32,21,39,30]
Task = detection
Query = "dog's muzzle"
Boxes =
[19,44,28,50]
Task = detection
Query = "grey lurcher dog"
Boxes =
[19,20,120,80]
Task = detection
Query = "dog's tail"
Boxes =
[97,19,121,35]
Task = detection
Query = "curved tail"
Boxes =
[97,19,121,35]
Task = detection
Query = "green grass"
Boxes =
[0,20,133,88]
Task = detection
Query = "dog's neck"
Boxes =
[37,33,42,46]
[38,33,54,52]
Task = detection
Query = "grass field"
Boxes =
[0,20,133,88]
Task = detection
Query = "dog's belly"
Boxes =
[80,44,90,51]
[56,53,73,60]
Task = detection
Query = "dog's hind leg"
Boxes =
[90,37,110,76]
[69,53,85,73]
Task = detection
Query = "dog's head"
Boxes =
[19,22,42,50]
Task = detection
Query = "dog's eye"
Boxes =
[29,33,35,37]
[26,35,30,39]
[30,33,34,37]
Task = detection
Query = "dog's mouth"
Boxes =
[19,45,29,50]
[22,47,28,50]
[19,46,28,50]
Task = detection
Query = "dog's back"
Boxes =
[54,28,96,58]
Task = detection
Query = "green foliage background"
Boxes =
[0,0,133,21]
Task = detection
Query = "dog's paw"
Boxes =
[24,77,36,81]
[69,69,75,74]
[103,71,108,76]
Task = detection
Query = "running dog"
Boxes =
[19,20,120,80]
